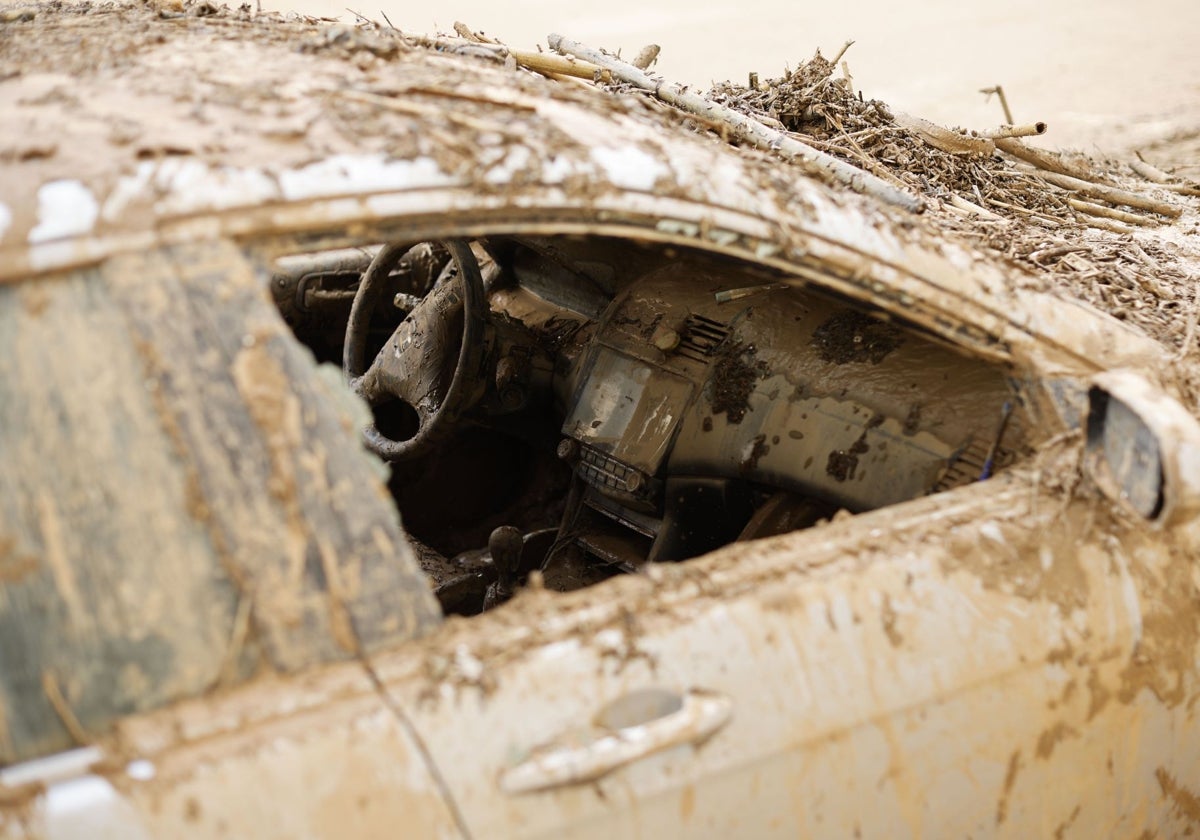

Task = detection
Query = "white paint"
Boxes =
[44,776,153,840]
[153,159,281,215]
[277,153,453,201]
[101,161,156,224]
[104,160,284,221]
[484,145,533,184]
[453,645,485,682]
[593,628,625,652]
[979,521,1006,545]
[589,146,669,192]
[29,179,99,244]
[124,760,156,782]
[0,746,102,788]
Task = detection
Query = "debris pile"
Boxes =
[533,37,1200,376]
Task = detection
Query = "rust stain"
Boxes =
[995,749,1021,825]
[1156,767,1200,826]
[1035,722,1079,760]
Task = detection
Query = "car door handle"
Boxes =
[500,689,733,794]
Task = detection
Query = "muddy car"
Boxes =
[1,5,1199,838]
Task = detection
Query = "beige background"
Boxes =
[265,0,1200,157]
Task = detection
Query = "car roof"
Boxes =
[0,3,1169,377]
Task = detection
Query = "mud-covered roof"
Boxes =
[0,3,852,241]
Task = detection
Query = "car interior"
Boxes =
[269,235,1033,615]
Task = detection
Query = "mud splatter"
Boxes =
[826,431,871,482]
[996,750,1021,825]
[1035,721,1079,759]
[880,595,903,647]
[1052,804,1082,839]
[708,340,768,424]
[812,310,904,365]
[0,536,38,584]
[1156,767,1200,826]
[903,403,922,436]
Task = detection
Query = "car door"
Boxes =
[376,446,1199,838]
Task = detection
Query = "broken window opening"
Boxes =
[269,234,1034,617]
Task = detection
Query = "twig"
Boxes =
[1068,198,1157,227]
[840,60,854,95]
[631,44,660,70]
[1131,153,1173,183]
[453,21,495,43]
[546,35,925,212]
[894,112,995,156]
[42,671,90,746]
[1154,183,1200,197]
[1035,170,1183,218]
[1028,244,1090,264]
[948,193,1004,219]
[994,137,1096,181]
[1174,282,1199,361]
[451,25,610,81]
[829,39,855,66]
[1081,217,1138,235]
[984,197,1063,225]
[332,88,520,135]
[980,85,1014,125]
[979,122,1046,139]
[512,50,611,82]
[829,117,910,190]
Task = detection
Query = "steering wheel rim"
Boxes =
[344,239,487,462]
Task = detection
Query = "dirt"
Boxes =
[811,310,905,366]
[825,429,870,483]
[707,340,769,424]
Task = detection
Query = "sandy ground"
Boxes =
[262,0,1200,164]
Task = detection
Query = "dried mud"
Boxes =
[811,310,905,365]
[707,341,768,424]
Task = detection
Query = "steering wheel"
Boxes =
[343,240,487,462]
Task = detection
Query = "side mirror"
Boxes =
[1086,370,1200,528]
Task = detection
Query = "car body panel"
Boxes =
[1,666,464,839]
[365,473,1199,838]
[5,468,1197,838]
